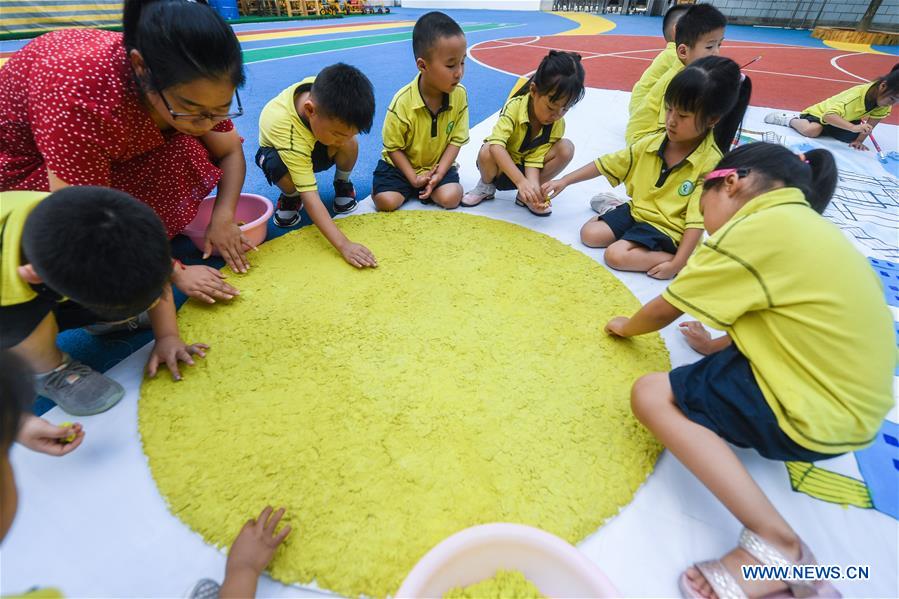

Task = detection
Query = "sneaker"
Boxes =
[764,111,797,127]
[333,179,358,214]
[461,181,496,207]
[83,310,151,336]
[34,354,125,416]
[273,193,302,228]
[185,578,220,599]
[590,192,625,215]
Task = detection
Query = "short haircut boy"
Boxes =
[662,4,690,42]
[675,4,727,48]
[412,11,464,60]
[310,62,375,134]
[21,186,171,320]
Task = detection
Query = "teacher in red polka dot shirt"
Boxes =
[0,0,252,303]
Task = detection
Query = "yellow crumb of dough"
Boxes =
[444,570,545,598]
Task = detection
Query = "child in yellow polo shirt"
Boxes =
[544,56,751,279]
[257,64,377,268]
[461,50,583,217]
[604,143,892,598]
[373,12,470,211]
[628,4,690,117]
[0,351,292,599]
[765,63,899,149]
[626,3,727,145]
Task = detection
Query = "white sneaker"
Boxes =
[590,192,625,216]
[461,181,496,207]
[764,112,797,127]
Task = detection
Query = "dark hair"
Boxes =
[311,63,375,134]
[513,50,586,108]
[675,3,727,48]
[21,187,172,321]
[703,143,837,214]
[412,11,464,60]
[123,0,245,90]
[665,55,752,153]
[663,4,691,42]
[874,63,899,95]
[0,352,32,452]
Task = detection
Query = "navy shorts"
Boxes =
[670,344,841,462]
[255,144,334,187]
[493,162,526,191]
[797,113,860,144]
[599,202,678,254]
[0,288,103,350]
[371,159,460,200]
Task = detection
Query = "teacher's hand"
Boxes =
[205,219,256,274]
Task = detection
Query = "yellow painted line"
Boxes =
[823,40,887,55]
[0,3,119,13]
[554,11,616,36]
[237,20,415,43]
[0,58,7,68]
[0,13,119,25]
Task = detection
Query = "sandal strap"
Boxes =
[739,528,820,597]
[694,559,749,599]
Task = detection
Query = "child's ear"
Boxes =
[303,99,316,118]
[16,264,42,284]
[529,81,537,96]
[415,56,427,73]
[676,43,689,63]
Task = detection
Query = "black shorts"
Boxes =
[670,344,841,462]
[255,144,335,187]
[0,290,102,349]
[371,159,460,200]
[599,202,678,254]
[797,113,860,144]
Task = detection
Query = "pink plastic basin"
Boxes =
[182,193,273,255]
[396,523,618,598]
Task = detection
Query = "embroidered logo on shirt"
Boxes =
[678,180,695,196]
[446,121,455,135]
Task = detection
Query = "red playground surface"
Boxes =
[472,35,899,125]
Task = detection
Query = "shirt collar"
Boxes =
[412,73,451,113]
[648,130,717,167]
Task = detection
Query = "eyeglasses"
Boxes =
[157,87,243,123]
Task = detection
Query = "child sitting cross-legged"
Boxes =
[543,56,751,279]
[604,142,893,599]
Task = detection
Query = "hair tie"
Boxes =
[704,167,750,182]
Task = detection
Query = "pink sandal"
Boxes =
[679,528,842,599]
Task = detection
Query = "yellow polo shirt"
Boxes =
[485,93,566,168]
[626,61,682,144]
[594,130,720,244]
[664,187,894,454]
[803,82,892,123]
[381,74,470,173]
[629,42,679,116]
[0,191,47,307]
[258,77,321,193]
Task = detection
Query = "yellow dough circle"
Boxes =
[139,211,669,598]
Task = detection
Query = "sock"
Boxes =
[334,169,351,182]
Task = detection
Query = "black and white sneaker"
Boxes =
[333,179,358,214]
[273,193,302,228]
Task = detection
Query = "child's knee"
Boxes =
[580,219,604,247]
[477,143,494,165]
[373,193,403,212]
[556,138,575,163]
[603,241,629,269]
[630,372,672,424]
[434,185,462,209]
